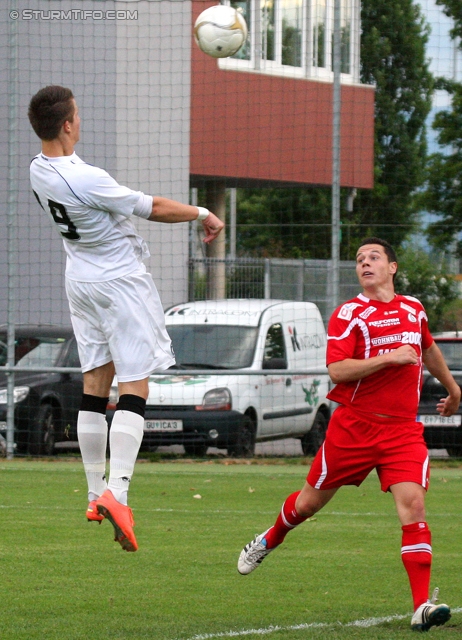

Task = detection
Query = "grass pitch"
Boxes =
[0,458,461,639]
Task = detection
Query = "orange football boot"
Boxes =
[87,500,104,523]
[96,489,138,552]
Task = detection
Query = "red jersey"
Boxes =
[326,293,433,419]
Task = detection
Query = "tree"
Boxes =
[421,0,462,251]
[236,187,332,259]
[421,79,462,250]
[351,0,433,250]
[395,246,458,331]
[436,0,462,41]
[236,0,434,260]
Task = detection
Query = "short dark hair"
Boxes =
[358,236,397,264]
[28,86,75,141]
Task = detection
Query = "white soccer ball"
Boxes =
[194,5,248,59]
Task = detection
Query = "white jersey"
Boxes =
[30,152,153,282]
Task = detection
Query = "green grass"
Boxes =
[0,459,461,639]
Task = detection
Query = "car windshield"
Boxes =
[435,341,462,371]
[15,337,68,368]
[0,335,64,366]
[167,324,259,369]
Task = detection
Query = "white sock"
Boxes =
[77,411,108,501]
[108,410,144,505]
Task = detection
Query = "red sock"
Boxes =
[264,491,308,548]
[401,522,432,610]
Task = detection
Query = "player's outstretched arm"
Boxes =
[149,197,224,243]
[328,345,419,384]
[422,342,461,416]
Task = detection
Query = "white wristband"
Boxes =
[197,206,210,221]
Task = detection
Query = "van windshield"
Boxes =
[167,325,259,369]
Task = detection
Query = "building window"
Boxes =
[313,0,326,69]
[222,0,360,83]
[281,0,303,67]
[230,1,251,60]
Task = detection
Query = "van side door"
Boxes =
[259,322,292,437]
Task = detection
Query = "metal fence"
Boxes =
[2,253,358,459]
[188,256,359,324]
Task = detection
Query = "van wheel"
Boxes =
[228,415,256,458]
[301,412,327,456]
[184,443,208,457]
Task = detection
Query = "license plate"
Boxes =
[144,419,183,432]
[418,414,462,427]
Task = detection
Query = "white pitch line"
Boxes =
[176,608,462,640]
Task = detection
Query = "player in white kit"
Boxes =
[28,85,224,551]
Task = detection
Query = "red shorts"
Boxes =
[307,405,430,493]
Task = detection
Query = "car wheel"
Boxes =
[445,446,462,458]
[30,403,57,456]
[228,414,256,458]
[184,443,208,457]
[301,411,328,456]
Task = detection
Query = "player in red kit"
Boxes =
[237,237,460,632]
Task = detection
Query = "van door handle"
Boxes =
[286,378,292,387]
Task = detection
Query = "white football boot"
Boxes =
[411,588,451,632]
[237,528,274,575]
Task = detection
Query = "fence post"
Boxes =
[330,0,341,318]
[264,259,271,299]
[6,0,19,459]
[206,181,226,299]
[229,188,236,259]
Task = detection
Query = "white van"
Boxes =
[141,299,331,456]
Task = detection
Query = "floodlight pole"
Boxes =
[330,0,341,317]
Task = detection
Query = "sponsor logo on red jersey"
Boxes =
[337,302,362,321]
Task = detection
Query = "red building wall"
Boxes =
[190,1,375,189]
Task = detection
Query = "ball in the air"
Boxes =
[194,5,248,59]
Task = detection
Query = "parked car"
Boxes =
[109,299,332,457]
[418,333,462,456]
[0,326,82,455]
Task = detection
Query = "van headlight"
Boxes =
[0,386,30,405]
[196,388,232,411]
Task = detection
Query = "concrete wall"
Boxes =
[0,0,192,327]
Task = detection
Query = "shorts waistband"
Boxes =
[339,404,416,425]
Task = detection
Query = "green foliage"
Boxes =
[422,79,462,250]
[351,0,434,248]
[235,187,332,258]
[415,1,462,253]
[439,298,462,332]
[436,0,462,41]
[1,461,462,639]
[395,246,458,330]
[236,0,434,260]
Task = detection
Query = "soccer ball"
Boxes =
[194,5,248,59]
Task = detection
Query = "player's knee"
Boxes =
[296,484,333,518]
[403,496,426,524]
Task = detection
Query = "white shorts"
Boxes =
[65,265,176,382]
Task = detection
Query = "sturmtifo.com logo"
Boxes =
[10,9,138,21]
